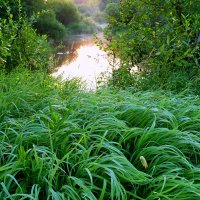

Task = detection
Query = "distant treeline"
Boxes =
[73,0,119,23]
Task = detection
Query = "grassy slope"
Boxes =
[0,69,200,199]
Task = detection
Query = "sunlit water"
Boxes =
[53,39,113,90]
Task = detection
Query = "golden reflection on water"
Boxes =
[53,42,112,90]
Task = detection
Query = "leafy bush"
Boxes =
[0,16,17,70]
[104,2,120,21]
[0,1,54,72]
[103,0,200,93]
[12,23,53,71]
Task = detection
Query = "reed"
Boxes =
[0,69,200,199]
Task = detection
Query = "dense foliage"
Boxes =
[1,0,100,41]
[0,0,53,72]
[0,69,200,199]
[99,0,119,11]
[103,0,200,93]
[22,0,81,40]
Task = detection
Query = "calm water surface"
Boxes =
[53,34,113,90]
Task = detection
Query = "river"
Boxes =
[52,33,114,90]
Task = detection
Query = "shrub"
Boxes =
[0,3,53,72]
[103,0,200,93]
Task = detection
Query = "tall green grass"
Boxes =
[0,69,200,199]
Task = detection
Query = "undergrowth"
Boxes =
[0,69,200,199]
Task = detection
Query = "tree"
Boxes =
[104,2,120,21]
[20,0,80,40]
[48,0,80,26]
[104,0,200,91]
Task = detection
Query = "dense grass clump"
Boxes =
[0,69,200,199]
